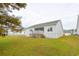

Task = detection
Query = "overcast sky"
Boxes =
[11,3,79,30]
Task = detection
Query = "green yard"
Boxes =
[0,35,79,56]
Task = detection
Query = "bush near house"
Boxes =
[0,35,79,56]
[31,34,45,38]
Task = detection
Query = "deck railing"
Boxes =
[31,31,44,35]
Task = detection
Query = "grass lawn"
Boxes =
[0,35,79,56]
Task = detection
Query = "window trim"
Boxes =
[47,27,53,32]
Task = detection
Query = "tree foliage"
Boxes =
[0,3,26,36]
[0,3,26,12]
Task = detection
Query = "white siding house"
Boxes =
[25,20,64,38]
[77,15,79,35]
[8,29,25,35]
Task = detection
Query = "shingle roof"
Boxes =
[26,20,60,29]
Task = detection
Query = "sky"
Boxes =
[11,3,79,30]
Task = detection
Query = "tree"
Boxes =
[0,3,26,11]
[0,3,26,36]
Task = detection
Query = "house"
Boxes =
[25,20,64,38]
[64,29,76,36]
[77,15,79,35]
[8,28,25,35]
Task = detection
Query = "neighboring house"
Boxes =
[77,15,79,35]
[64,29,76,36]
[8,27,25,35]
[8,29,25,35]
[25,20,64,38]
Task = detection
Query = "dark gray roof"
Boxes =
[26,20,60,29]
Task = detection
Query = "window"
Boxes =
[48,27,53,32]
[35,27,44,31]
[50,27,52,31]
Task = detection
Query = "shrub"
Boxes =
[31,34,45,38]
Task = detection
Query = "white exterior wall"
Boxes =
[44,26,57,38]
[8,29,25,35]
[44,21,63,38]
[25,21,64,38]
[54,21,64,38]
